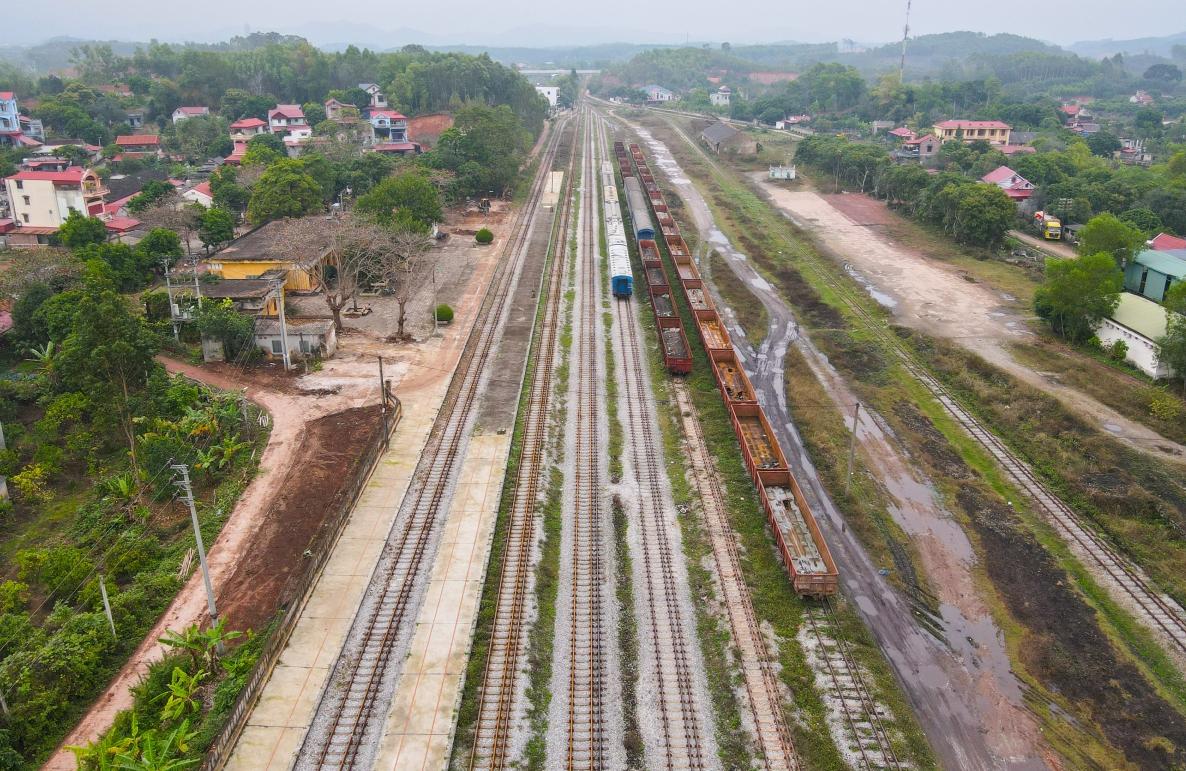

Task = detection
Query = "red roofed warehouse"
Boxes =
[932,120,1011,146]
[114,134,162,157]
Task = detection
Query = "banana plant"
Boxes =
[112,720,198,770]
[155,667,207,722]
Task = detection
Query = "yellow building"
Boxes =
[932,120,1011,146]
[203,221,324,292]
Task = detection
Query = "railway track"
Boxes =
[603,117,717,770]
[802,602,903,770]
[549,106,613,769]
[671,383,800,770]
[296,115,570,770]
[468,115,579,770]
[647,108,1186,662]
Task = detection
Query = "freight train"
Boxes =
[623,176,656,241]
[625,142,839,597]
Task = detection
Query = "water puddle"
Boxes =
[842,264,898,309]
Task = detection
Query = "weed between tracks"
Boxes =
[636,111,1186,765]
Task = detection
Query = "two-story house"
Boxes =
[933,120,1011,146]
[710,86,731,107]
[268,105,309,137]
[0,92,39,149]
[369,110,409,142]
[2,166,108,245]
[359,83,388,113]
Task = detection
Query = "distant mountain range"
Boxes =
[1070,31,1186,58]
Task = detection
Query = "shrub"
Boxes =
[475,227,494,244]
[11,463,52,504]
[1106,339,1128,361]
[1147,387,1184,422]
[0,581,29,614]
[435,304,454,323]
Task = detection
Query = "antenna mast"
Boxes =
[899,0,912,81]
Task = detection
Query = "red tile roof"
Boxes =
[105,217,141,232]
[268,105,305,120]
[370,110,408,120]
[174,106,208,115]
[934,120,1011,130]
[373,141,420,153]
[115,134,161,146]
[190,181,213,198]
[888,127,915,138]
[5,166,87,183]
[230,117,267,129]
[1060,104,1081,116]
[0,92,13,100]
[1150,233,1186,251]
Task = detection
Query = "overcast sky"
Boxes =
[6,0,1183,48]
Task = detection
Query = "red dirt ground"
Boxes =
[822,193,896,226]
[217,404,382,633]
[408,113,454,149]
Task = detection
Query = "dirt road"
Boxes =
[757,185,1186,466]
[1009,229,1077,260]
[618,114,1055,769]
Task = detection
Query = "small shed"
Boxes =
[700,122,757,156]
[1095,293,1175,379]
[254,317,337,360]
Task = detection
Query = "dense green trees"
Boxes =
[1077,213,1146,265]
[199,207,236,251]
[426,104,534,198]
[355,171,442,230]
[1034,252,1124,342]
[57,211,108,249]
[246,160,324,224]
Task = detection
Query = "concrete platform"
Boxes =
[373,432,511,769]
[224,383,446,771]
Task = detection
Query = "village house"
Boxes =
[359,83,388,113]
[1125,249,1185,303]
[1149,233,1186,251]
[172,106,210,123]
[643,84,675,102]
[181,180,214,208]
[254,317,338,360]
[933,120,1011,146]
[199,278,282,316]
[1130,90,1154,106]
[324,98,349,122]
[369,110,409,143]
[894,133,940,163]
[0,92,41,149]
[980,165,1035,202]
[700,121,757,156]
[127,111,145,129]
[1,166,108,245]
[710,86,731,107]
[114,134,162,158]
[1096,292,1176,378]
[268,105,309,136]
[203,221,326,292]
[229,117,268,141]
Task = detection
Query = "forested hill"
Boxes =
[0,40,548,134]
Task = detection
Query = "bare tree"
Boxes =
[0,247,80,300]
[269,216,389,332]
[138,200,204,255]
[379,229,434,340]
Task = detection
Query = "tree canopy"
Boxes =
[354,172,442,231]
[1034,252,1123,343]
[246,160,324,225]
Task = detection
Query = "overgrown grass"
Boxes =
[632,109,1186,764]
[705,249,769,347]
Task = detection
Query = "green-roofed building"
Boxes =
[1096,292,1176,378]
[1124,249,1186,302]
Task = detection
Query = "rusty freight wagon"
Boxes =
[657,316,693,374]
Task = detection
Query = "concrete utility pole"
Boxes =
[845,402,862,495]
[163,259,180,341]
[172,464,219,630]
[899,0,913,81]
[0,422,8,501]
[98,574,116,637]
[271,280,292,370]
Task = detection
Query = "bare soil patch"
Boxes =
[217,405,382,632]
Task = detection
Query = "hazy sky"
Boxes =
[7,0,1183,48]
